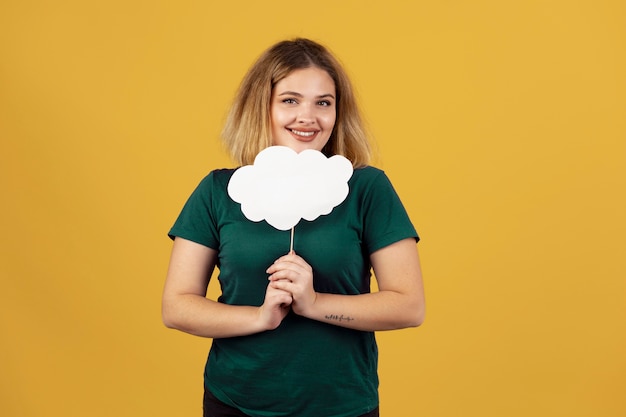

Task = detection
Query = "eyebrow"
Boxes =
[278,91,336,99]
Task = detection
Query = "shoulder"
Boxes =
[349,166,393,190]
[184,169,238,205]
[204,168,238,180]
[351,165,384,180]
[197,168,237,188]
[348,165,408,210]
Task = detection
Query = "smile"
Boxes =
[289,129,317,138]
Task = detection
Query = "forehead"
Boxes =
[273,67,336,92]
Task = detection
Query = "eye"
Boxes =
[317,100,332,107]
[282,98,298,104]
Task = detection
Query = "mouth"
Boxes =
[288,128,318,141]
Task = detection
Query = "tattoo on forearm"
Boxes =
[325,314,355,323]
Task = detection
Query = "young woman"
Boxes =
[163,38,425,417]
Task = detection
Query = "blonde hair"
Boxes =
[221,38,372,167]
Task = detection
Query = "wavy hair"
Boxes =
[221,38,371,167]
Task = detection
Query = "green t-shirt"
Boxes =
[169,166,418,417]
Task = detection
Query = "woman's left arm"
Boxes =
[267,237,425,331]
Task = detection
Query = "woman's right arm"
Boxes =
[162,237,292,338]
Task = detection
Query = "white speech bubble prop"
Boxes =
[228,146,354,237]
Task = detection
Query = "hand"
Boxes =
[266,251,316,317]
[257,281,292,331]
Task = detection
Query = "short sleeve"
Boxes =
[168,172,220,249]
[360,169,419,254]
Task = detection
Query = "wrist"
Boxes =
[296,291,320,319]
[252,305,272,333]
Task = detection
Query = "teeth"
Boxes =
[290,129,315,137]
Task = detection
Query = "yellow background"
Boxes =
[1,1,624,416]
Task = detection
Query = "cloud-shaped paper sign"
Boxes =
[228,146,354,231]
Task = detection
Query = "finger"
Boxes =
[266,263,300,276]
[268,273,293,283]
[272,252,306,265]
[267,258,310,274]
[268,269,303,283]
[275,293,293,306]
[267,287,293,304]
[267,282,292,294]
[269,279,295,293]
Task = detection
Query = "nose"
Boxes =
[296,103,315,124]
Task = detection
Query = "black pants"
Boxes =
[203,387,380,417]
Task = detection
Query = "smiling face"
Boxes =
[270,67,337,153]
